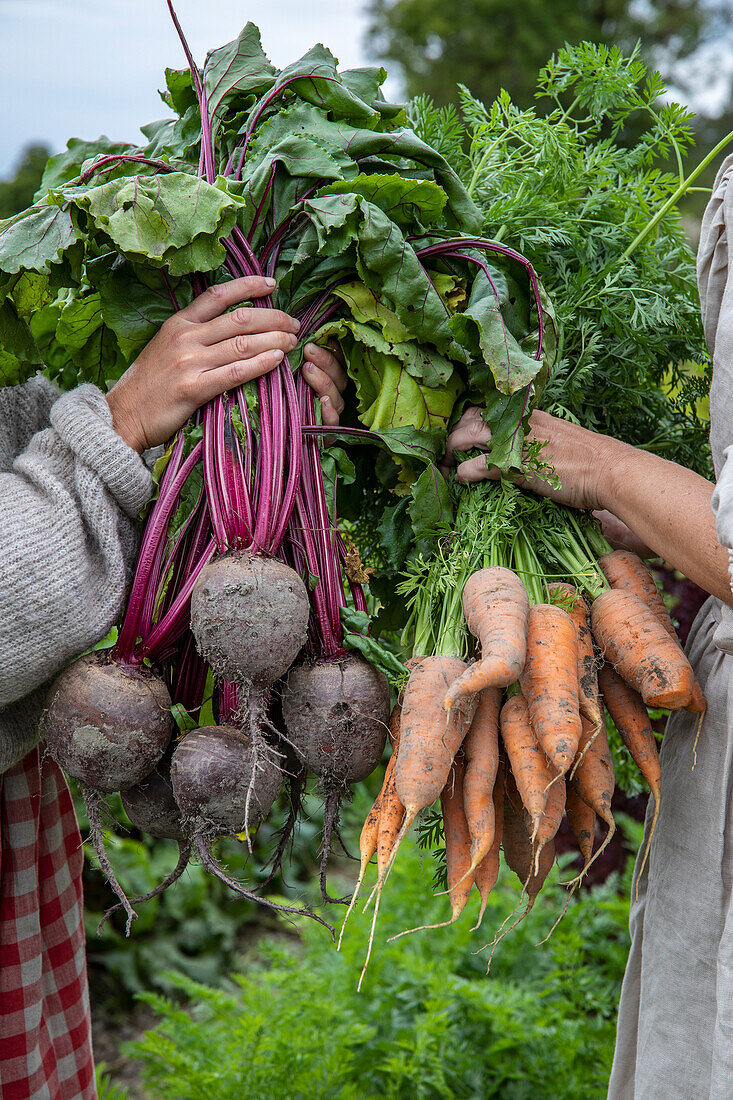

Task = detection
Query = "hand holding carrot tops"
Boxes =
[442,404,733,607]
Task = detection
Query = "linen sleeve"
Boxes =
[0,383,152,707]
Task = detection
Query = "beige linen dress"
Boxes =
[609,154,733,1099]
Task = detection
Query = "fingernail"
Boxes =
[292,318,301,332]
[273,349,285,361]
[305,342,316,355]
[288,333,298,349]
[303,361,315,372]
[322,396,330,406]
[265,277,276,287]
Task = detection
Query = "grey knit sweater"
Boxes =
[0,375,152,773]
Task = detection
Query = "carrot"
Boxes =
[599,550,706,719]
[499,694,554,840]
[548,583,602,744]
[360,657,476,986]
[533,771,565,876]
[389,753,474,943]
[565,785,596,871]
[358,745,406,990]
[484,768,555,968]
[501,766,556,899]
[591,589,695,708]
[567,714,615,884]
[340,704,403,952]
[444,567,529,710]
[598,663,661,896]
[394,656,478,837]
[473,758,504,930]
[462,687,501,870]
[520,603,582,776]
[599,550,677,637]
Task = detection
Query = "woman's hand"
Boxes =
[441,405,617,510]
[443,405,730,604]
[106,277,347,452]
[442,405,653,553]
[107,277,297,452]
[302,340,348,428]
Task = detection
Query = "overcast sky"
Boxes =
[0,0,379,175]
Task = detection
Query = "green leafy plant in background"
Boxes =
[123,834,636,1100]
[408,42,717,479]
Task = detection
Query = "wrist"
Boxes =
[590,434,637,513]
[105,385,147,454]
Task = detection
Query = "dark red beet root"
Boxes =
[42,653,173,793]
[190,552,309,686]
[281,655,390,903]
[97,757,191,933]
[281,655,390,784]
[170,725,282,836]
[171,726,333,936]
[97,842,192,935]
[122,759,184,842]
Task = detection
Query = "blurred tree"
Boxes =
[0,144,51,218]
[367,0,731,112]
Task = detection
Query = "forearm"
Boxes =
[0,385,151,706]
[598,441,731,605]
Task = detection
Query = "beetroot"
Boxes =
[281,655,390,784]
[281,654,390,902]
[98,759,191,934]
[171,725,282,834]
[42,652,173,793]
[41,651,174,934]
[170,725,332,933]
[190,552,309,687]
[122,758,184,842]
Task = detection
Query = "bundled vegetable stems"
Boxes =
[344,482,704,979]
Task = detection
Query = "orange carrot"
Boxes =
[364,657,474,910]
[533,771,566,875]
[340,708,402,951]
[499,694,554,839]
[565,785,596,870]
[591,590,695,709]
[462,687,501,870]
[473,759,504,930]
[598,663,661,895]
[599,551,706,718]
[567,714,615,883]
[599,550,677,637]
[548,582,602,739]
[360,658,475,987]
[444,567,529,709]
[358,744,406,989]
[442,753,474,922]
[388,753,474,941]
[395,656,478,830]
[484,768,555,967]
[520,603,582,776]
[501,767,556,901]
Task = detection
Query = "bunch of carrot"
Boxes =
[342,533,705,980]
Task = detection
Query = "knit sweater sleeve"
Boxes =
[0,383,152,711]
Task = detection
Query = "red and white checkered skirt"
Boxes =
[0,747,95,1100]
